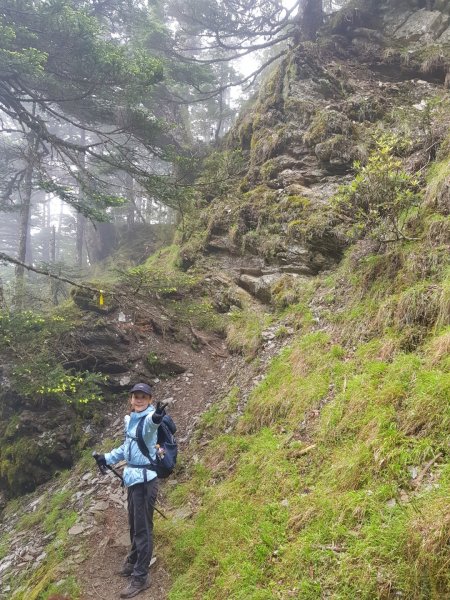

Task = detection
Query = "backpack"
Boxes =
[136,414,178,479]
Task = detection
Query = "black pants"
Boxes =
[126,479,158,580]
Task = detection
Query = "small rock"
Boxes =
[0,560,12,574]
[262,332,276,340]
[413,100,427,111]
[90,500,109,512]
[23,553,35,561]
[115,532,131,547]
[68,524,86,536]
[73,555,86,564]
[171,507,192,520]
[408,466,418,480]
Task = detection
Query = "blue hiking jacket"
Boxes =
[104,405,159,487]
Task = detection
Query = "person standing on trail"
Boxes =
[95,383,167,599]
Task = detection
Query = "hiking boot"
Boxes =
[119,577,150,598]
[117,561,134,577]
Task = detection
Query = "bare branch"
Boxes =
[0,252,102,293]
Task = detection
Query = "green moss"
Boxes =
[226,308,272,357]
[250,125,287,165]
[259,158,279,181]
[237,114,254,150]
[179,230,209,268]
[0,534,11,560]
[304,109,354,146]
[426,155,450,214]
[195,387,240,440]
[168,297,226,335]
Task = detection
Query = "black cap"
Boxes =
[130,383,153,396]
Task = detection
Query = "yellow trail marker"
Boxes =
[99,291,104,306]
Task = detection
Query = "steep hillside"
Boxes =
[159,2,450,599]
[0,1,449,599]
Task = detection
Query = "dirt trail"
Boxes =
[75,280,292,599]
[77,330,234,600]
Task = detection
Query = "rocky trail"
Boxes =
[77,299,298,600]
[0,273,298,600]
[76,343,228,600]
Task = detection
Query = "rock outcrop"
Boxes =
[180,1,450,304]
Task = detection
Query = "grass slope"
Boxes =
[157,233,449,599]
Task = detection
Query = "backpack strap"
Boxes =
[135,415,151,461]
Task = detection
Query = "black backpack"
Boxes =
[136,414,178,479]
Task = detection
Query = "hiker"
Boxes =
[95,383,166,599]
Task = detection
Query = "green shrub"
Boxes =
[333,135,422,242]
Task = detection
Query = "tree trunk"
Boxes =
[57,199,64,260]
[126,171,135,229]
[85,221,117,263]
[76,212,86,268]
[215,90,224,142]
[0,277,5,309]
[76,130,87,268]
[50,225,56,264]
[297,0,324,42]
[41,195,51,263]
[50,225,59,305]
[15,118,39,307]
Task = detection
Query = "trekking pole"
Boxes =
[93,451,124,484]
[92,452,168,520]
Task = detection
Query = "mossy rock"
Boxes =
[304,110,355,147]
[237,114,254,150]
[344,95,387,122]
[250,125,287,165]
[283,98,316,122]
[0,419,75,497]
[259,156,302,182]
[71,287,116,314]
[179,231,209,270]
[315,134,364,167]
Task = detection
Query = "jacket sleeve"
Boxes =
[105,443,125,465]
[144,411,160,436]
[105,416,128,464]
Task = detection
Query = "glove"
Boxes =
[93,453,107,468]
[152,401,168,424]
